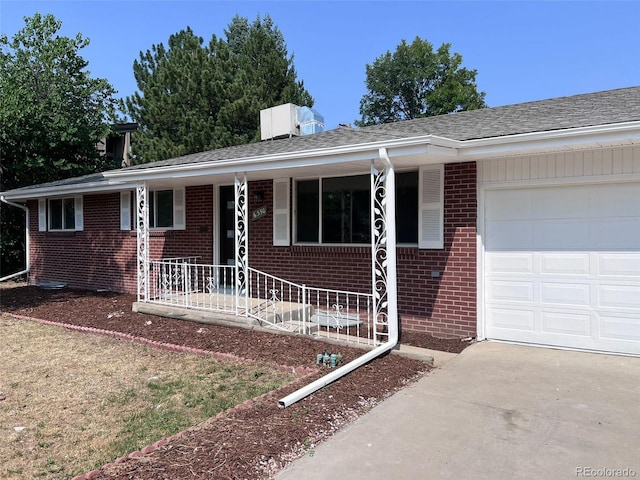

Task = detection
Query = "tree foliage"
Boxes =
[125,15,313,163]
[0,13,117,275]
[0,13,118,190]
[357,37,486,126]
[124,28,227,162]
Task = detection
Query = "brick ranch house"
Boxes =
[2,87,640,358]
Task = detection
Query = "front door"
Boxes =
[219,185,235,285]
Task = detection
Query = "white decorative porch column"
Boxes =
[136,182,150,302]
[371,148,398,345]
[234,173,248,314]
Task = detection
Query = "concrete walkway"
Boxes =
[276,341,640,480]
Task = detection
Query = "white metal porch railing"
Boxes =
[146,258,379,346]
[149,258,237,313]
[304,285,377,344]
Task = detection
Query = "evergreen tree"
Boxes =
[357,37,486,126]
[126,15,313,163]
[125,28,231,162]
[219,15,312,143]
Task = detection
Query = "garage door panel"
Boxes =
[598,253,640,276]
[589,182,640,216]
[487,281,534,303]
[488,307,534,330]
[487,253,534,274]
[486,190,532,220]
[540,253,590,276]
[535,221,590,249]
[589,218,640,249]
[598,285,640,309]
[541,311,592,336]
[535,188,589,219]
[486,221,534,249]
[600,315,640,341]
[540,282,591,306]
[484,183,640,355]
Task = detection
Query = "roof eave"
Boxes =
[4,121,640,200]
[458,121,640,159]
[0,179,139,201]
[102,135,456,183]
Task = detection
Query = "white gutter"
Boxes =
[5,121,640,201]
[1,180,139,201]
[104,135,444,181]
[0,196,30,282]
[101,121,640,183]
[458,121,640,158]
[278,147,399,408]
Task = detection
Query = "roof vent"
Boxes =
[260,104,324,140]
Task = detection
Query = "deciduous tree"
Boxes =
[357,37,486,126]
[0,13,117,189]
[0,13,117,276]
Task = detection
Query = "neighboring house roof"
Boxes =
[3,86,640,199]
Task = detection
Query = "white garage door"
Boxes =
[484,182,640,355]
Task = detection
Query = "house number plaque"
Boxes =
[251,205,267,221]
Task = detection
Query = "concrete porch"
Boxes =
[134,290,317,334]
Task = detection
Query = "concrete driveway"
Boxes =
[276,341,640,480]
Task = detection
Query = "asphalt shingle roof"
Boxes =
[125,86,640,171]
[4,86,640,195]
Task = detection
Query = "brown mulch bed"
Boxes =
[0,284,472,479]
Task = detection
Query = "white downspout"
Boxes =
[278,147,398,408]
[0,196,30,282]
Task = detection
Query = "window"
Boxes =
[296,180,319,242]
[294,172,419,245]
[150,190,174,228]
[323,175,370,243]
[120,191,132,230]
[395,171,419,243]
[120,188,185,230]
[39,197,83,232]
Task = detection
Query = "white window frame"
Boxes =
[293,174,374,246]
[39,196,83,232]
[120,187,185,231]
[151,188,185,230]
[292,176,326,245]
[291,171,430,249]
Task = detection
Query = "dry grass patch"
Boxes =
[0,315,296,479]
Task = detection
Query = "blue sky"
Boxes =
[1,1,639,129]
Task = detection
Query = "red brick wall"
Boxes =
[396,163,477,338]
[28,193,138,292]
[248,162,477,338]
[27,185,214,293]
[151,185,214,263]
[28,165,476,339]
